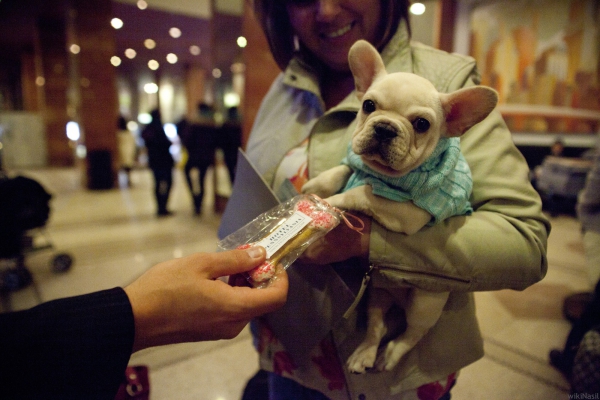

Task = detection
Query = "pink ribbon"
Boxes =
[307,194,365,235]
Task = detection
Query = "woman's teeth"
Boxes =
[324,23,353,38]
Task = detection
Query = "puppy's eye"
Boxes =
[362,100,376,114]
[412,118,430,133]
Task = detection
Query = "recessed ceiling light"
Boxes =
[66,121,80,141]
[69,44,80,54]
[111,56,122,66]
[144,83,158,94]
[111,18,124,29]
[169,27,182,38]
[125,48,137,59]
[166,53,178,64]
[137,0,147,10]
[237,36,247,48]
[230,62,245,74]
[148,60,159,70]
[144,39,156,49]
[189,45,201,55]
[409,3,426,15]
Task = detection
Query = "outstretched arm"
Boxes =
[0,247,288,399]
[125,246,288,351]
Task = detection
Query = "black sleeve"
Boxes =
[0,287,135,400]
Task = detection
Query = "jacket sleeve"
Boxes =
[369,71,550,293]
[0,287,135,400]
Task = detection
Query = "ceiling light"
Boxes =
[137,0,148,10]
[111,18,124,29]
[144,39,156,49]
[66,121,80,141]
[189,45,201,56]
[166,53,178,64]
[138,113,152,124]
[169,27,182,38]
[111,56,122,66]
[212,68,222,78]
[144,83,158,94]
[69,44,80,54]
[76,144,86,159]
[127,121,138,131]
[35,76,45,86]
[409,3,426,15]
[230,62,245,74]
[237,36,247,48]
[148,60,159,70]
[224,92,240,108]
[125,48,137,59]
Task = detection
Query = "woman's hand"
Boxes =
[299,213,371,265]
[124,246,288,352]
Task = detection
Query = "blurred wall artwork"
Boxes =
[468,0,599,135]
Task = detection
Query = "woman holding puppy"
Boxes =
[234,0,550,399]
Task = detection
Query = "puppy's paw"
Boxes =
[326,187,374,215]
[301,178,337,198]
[347,343,378,374]
[302,165,352,197]
[323,193,347,210]
[375,341,411,371]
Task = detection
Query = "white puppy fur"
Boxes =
[302,40,498,373]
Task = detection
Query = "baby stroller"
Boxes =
[0,174,73,302]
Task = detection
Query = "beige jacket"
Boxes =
[244,21,550,399]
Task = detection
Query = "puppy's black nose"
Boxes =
[374,125,397,141]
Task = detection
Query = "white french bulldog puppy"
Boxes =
[301,40,498,374]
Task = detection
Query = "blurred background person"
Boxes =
[217,106,242,184]
[141,109,174,217]
[116,115,137,188]
[180,102,217,215]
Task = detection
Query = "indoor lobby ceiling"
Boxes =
[0,0,244,79]
[114,0,244,19]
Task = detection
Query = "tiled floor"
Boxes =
[1,166,590,399]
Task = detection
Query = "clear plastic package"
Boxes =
[218,194,342,288]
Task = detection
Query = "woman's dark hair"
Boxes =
[252,0,411,71]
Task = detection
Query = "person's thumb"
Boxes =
[238,267,289,317]
[203,246,267,279]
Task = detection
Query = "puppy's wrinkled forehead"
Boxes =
[366,73,441,112]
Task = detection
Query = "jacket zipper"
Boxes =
[342,263,471,319]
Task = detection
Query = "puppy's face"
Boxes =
[348,40,498,178]
[352,73,444,177]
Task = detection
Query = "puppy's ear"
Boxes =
[440,86,499,137]
[348,40,387,99]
